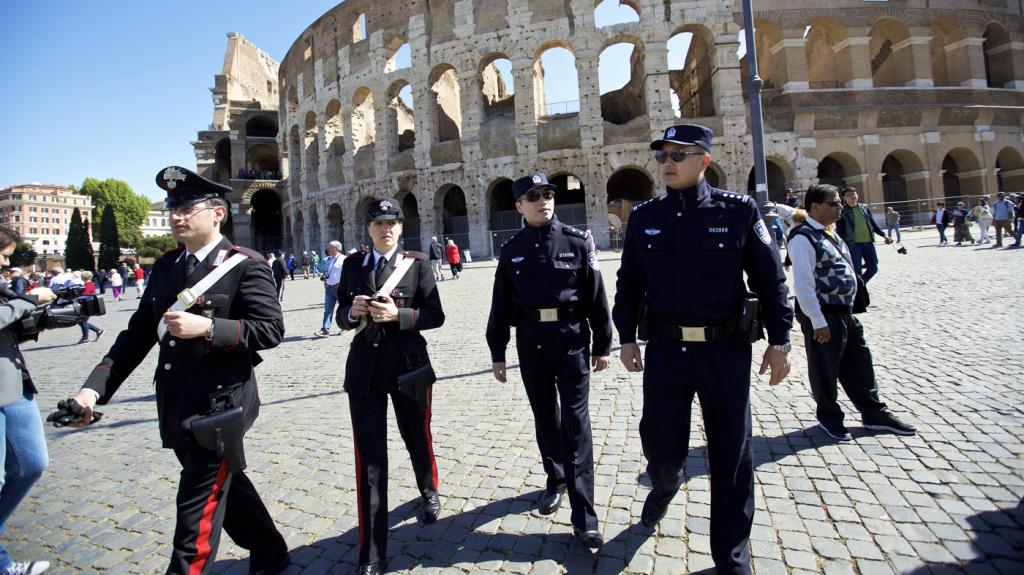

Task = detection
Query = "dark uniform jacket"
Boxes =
[486,217,612,363]
[83,236,283,448]
[614,180,792,345]
[336,250,445,396]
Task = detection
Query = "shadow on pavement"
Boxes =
[901,499,1024,574]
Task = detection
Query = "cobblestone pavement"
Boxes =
[7,228,1024,574]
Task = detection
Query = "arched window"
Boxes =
[534,45,580,118]
[599,38,647,126]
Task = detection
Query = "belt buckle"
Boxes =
[177,288,198,309]
[538,308,559,322]
[680,326,706,342]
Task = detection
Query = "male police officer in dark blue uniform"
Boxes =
[614,125,793,574]
[486,173,612,549]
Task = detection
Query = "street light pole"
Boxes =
[741,0,769,209]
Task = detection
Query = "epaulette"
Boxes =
[562,225,588,239]
[714,189,756,207]
[402,250,427,260]
[230,245,264,261]
[501,237,514,248]
[632,197,658,212]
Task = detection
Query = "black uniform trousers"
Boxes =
[516,337,598,532]
[796,310,887,427]
[168,447,287,575]
[349,388,438,566]
[640,336,754,575]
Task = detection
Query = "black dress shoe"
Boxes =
[422,493,441,524]
[358,562,383,575]
[573,527,604,549]
[537,485,565,515]
[641,493,670,528]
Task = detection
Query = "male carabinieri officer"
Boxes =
[336,199,445,575]
[486,173,611,549]
[614,125,793,575]
[66,166,290,575]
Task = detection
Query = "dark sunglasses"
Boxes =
[654,149,706,164]
[819,199,842,207]
[523,189,556,202]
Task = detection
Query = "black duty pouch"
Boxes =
[852,275,870,314]
[636,299,653,342]
[398,364,437,407]
[183,396,247,473]
[737,295,765,344]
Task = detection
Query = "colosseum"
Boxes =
[192,0,1024,256]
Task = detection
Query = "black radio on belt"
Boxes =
[636,299,653,341]
[737,295,765,344]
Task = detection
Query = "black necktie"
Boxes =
[375,256,387,289]
[186,254,198,276]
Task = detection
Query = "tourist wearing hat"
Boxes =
[62,166,291,575]
[335,198,445,575]
[613,124,793,575]
[486,172,612,550]
[951,201,975,246]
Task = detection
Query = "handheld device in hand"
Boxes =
[47,398,103,427]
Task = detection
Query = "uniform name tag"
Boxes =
[557,252,574,259]
[708,227,729,233]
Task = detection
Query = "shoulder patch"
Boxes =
[632,197,658,212]
[230,245,265,261]
[754,220,772,245]
[402,250,427,260]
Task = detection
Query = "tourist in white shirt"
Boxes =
[316,241,345,336]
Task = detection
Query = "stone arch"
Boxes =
[326,202,344,244]
[395,190,422,251]
[534,42,580,118]
[387,80,416,155]
[324,99,344,185]
[245,144,279,175]
[548,172,587,229]
[996,147,1024,193]
[806,17,852,89]
[983,23,1014,88]
[435,184,470,252]
[429,64,463,143]
[250,188,283,253]
[286,87,298,117]
[930,18,969,87]
[287,125,301,190]
[941,147,983,199]
[384,36,411,73]
[351,87,376,150]
[355,196,378,246]
[214,138,232,184]
[607,167,653,243]
[881,150,928,221]
[594,0,640,28]
[747,158,791,203]
[308,203,322,253]
[293,209,306,251]
[869,18,914,87]
[245,115,278,139]
[352,13,367,43]
[487,178,518,252]
[706,162,726,188]
[303,111,320,177]
[752,20,785,90]
[668,26,716,118]
[479,53,515,119]
[816,152,861,188]
[598,36,648,126]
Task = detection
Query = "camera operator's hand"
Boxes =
[163,311,213,339]
[28,287,57,304]
[68,390,97,428]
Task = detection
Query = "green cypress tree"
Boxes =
[64,208,93,271]
[98,204,120,271]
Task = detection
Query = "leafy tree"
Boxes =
[64,208,93,271]
[10,242,37,268]
[98,204,121,271]
[79,177,150,238]
[137,235,178,258]
[119,227,144,249]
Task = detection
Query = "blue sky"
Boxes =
[0,1,683,201]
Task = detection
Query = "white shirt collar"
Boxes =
[179,233,224,264]
[804,215,826,230]
[373,245,400,266]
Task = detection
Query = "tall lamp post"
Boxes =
[741,0,769,209]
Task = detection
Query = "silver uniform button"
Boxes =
[216,385,222,389]
[537,344,542,349]
[719,243,724,248]
[164,363,172,370]
[677,212,682,217]
[373,343,379,348]
[681,347,687,352]
[168,340,176,347]
[534,243,539,247]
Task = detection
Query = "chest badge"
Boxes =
[511,256,525,263]
[644,228,662,236]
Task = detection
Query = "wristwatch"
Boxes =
[205,320,216,341]
[769,343,791,353]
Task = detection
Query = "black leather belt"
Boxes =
[518,307,581,323]
[652,318,735,342]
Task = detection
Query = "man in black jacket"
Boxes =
[835,187,892,283]
[336,198,445,575]
[66,166,289,575]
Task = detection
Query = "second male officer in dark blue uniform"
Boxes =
[614,125,793,575]
[486,173,612,549]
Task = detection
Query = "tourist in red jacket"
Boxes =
[445,239,461,279]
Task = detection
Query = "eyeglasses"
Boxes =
[654,149,706,164]
[524,189,556,203]
[169,203,213,217]
[818,200,843,207]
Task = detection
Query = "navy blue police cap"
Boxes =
[366,198,403,221]
[512,173,557,200]
[650,124,713,152]
[156,166,231,209]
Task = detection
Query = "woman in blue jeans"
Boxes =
[0,225,54,575]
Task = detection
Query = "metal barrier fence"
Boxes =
[848,194,1006,230]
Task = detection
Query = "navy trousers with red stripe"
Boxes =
[167,447,288,575]
[349,389,438,566]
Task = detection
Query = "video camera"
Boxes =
[1,284,106,342]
